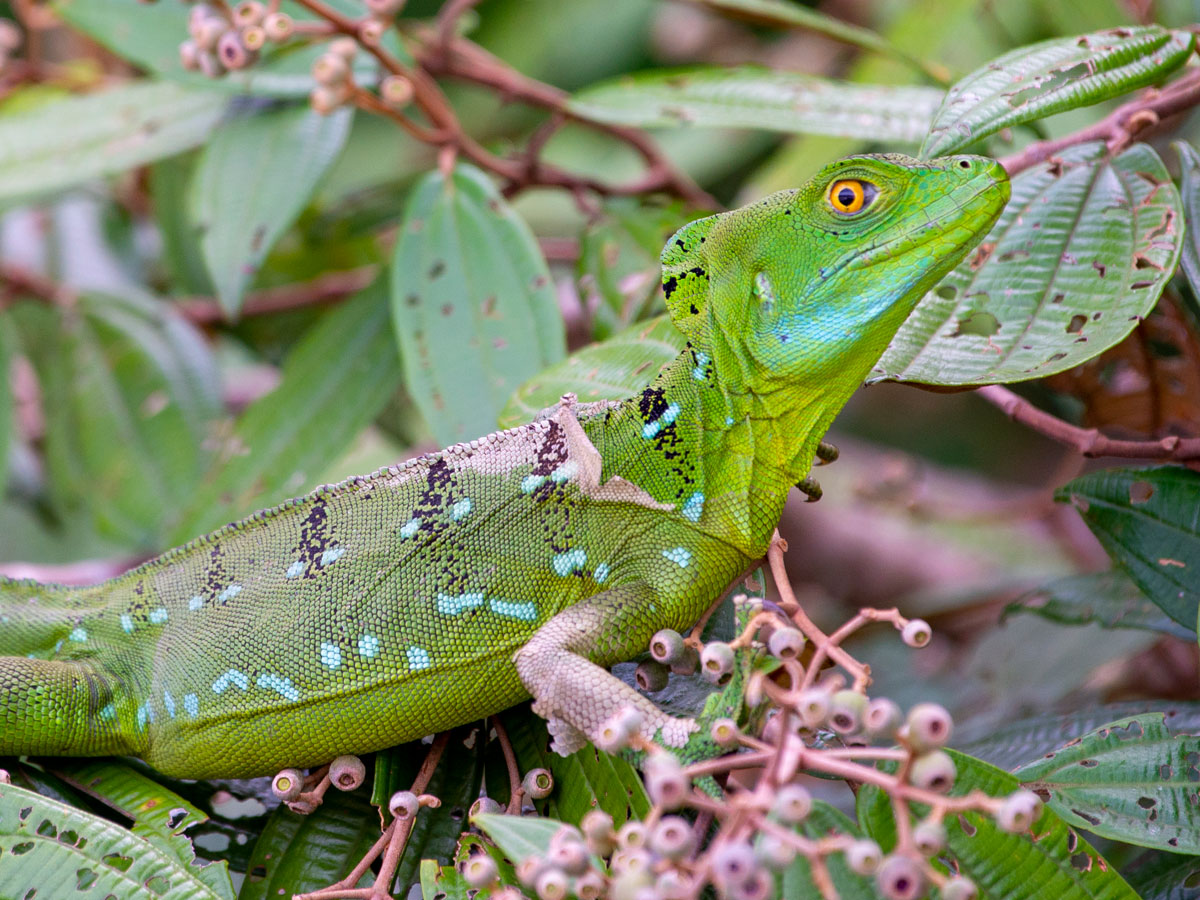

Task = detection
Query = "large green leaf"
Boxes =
[1125,851,1200,900]
[499,314,682,428]
[781,802,879,899]
[0,81,226,212]
[957,702,1200,772]
[0,778,232,900]
[56,760,233,899]
[190,104,352,319]
[1055,466,1200,628]
[570,66,943,143]
[238,788,377,899]
[1004,571,1194,640]
[874,142,1182,385]
[859,751,1139,900]
[471,813,559,864]
[1174,141,1200,302]
[169,279,401,542]
[921,26,1194,157]
[390,163,565,445]
[31,291,221,549]
[1014,713,1200,853]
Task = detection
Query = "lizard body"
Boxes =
[0,154,1008,778]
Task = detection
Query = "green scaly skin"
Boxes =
[0,154,1009,779]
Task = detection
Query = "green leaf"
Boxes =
[570,66,943,144]
[0,778,232,900]
[169,279,401,542]
[420,859,473,900]
[150,156,215,296]
[499,315,683,429]
[1014,713,1200,853]
[1125,851,1200,900]
[781,801,879,898]
[190,104,352,319]
[55,760,234,899]
[957,702,1200,772]
[1055,466,1200,628]
[859,750,1139,900]
[0,81,227,212]
[1173,140,1200,302]
[1004,571,1194,640]
[390,163,565,445]
[471,813,560,863]
[875,142,1183,386]
[683,0,947,82]
[238,787,377,899]
[921,26,1194,157]
[33,291,221,549]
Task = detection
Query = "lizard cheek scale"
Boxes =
[0,153,1009,778]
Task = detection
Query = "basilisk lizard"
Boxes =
[0,153,1009,779]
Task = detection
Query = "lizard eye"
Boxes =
[827,179,878,215]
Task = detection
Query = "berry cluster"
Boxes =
[179,2,294,77]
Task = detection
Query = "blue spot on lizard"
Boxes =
[662,546,692,568]
[319,642,342,670]
[407,646,432,671]
[552,548,587,576]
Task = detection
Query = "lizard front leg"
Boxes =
[514,582,698,755]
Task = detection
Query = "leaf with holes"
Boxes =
[874,142,1182,385]
[1174,140,1200,301]
[190,103,352,319]
[499,315,684,429]
[391,163,565,444]
[1055,466,1200,628]
[1014,713,1200,854]
[1004,571,1194,640]
[858,750,1139,900]
[0,81,226,212]
[0,778,233,900]
[569,67,943,144]
[921,26,1194,157]
[472,813,560,863]
[1125,851,1200,900]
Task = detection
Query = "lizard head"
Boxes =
[661,153,1010,392]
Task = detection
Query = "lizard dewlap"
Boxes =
[0,154,1009,779]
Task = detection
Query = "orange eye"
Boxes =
[827,179,875,214]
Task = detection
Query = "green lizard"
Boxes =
[0,153,1008,780]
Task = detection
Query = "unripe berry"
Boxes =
[0,19,21,52]
[271,768,304,802]
[516,856,545,889]
[770,783,812,823]
[263,11,293,41]
[754,832,795,870]
[573,871,605,900]
[845,838,882,875]
[654,869,692,900]
[329,754,365,791]
[635,659,669,692]
[610,847,652,875]
[767,626,805,659]
[865,697,903,738]
[216,30,255,70]
[359,18,385,45]
[462,854,498,889]
[644,753,689,809]
[710,716,740,747]
[365,0,404,16]
[179,40,201,70]
[597,707,640,753]
[240,25,266,51]
[649,815,693,859]
[912,818,946,855]
[700,641,734,683]
[609,867,651,900]
[313,52,349,86]
[942,875,980,900]
[910,750,956,794]
[193,16,228,52]
[580,809,614,845]
[523,767,553,800]
[876,854,926,900]
[330,36,358,58]
[650,628,685,664]
[548,838,588,876]
[197,50,224,79]
[388,790,419,819]
[669,644,700,675]
[469,796,502,818]
[710,840,756,889]
[906,702,953,751]
[828,689,868,735]
[902,618,932,648]
[797,687,832,728]
[535,866,569,900]
[615,821,647,850]
[997,790,1043,833]
[232,1,264,26]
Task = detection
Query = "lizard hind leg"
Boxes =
[0,656,141,759]
[514,582,699,755]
